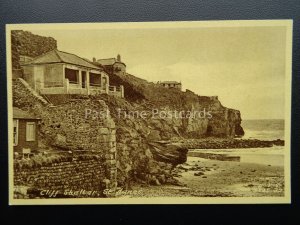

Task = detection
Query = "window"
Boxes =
[81,71,86,88]
[26,122,36,141]
[65,68,79,84]
[114,67,121,72]
[13,119,18,146]
[89,72,101,87]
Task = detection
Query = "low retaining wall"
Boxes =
[14,155,108,198]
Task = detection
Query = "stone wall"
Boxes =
[13,79,117,197]
[14,154,107,198]
[97,95,191,186]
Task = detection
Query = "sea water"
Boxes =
[190,119,285,166]
[241,119,284,141]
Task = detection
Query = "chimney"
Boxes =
[117,54,121,62]
[92,57,96,63]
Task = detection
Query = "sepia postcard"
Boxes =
[6,20,292,204]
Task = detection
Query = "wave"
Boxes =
[241,119,284,140]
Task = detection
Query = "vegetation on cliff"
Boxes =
[11,30,57,69]
[105,72,244,138]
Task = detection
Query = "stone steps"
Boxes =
[18,78,51,105]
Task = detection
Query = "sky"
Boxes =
[28,24,288,120]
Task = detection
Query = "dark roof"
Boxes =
[22,49,101,70]
[97,58,126,66]
[13,107,39,119]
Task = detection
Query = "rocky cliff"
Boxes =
[11,30,57,69]
[108,72,244,139]
[11,31,245,189]
[97,73,245,186]
[11,30,244,139]
[13,79,184,188]
[91,88,243,186]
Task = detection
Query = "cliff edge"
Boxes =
[107,72,244,139]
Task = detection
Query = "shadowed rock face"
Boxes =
[148,142,188,166]
[235,124,245,137]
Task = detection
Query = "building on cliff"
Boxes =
[13,107,40,157]
[20,49,124,98]
[94,54,126,76]
[158,81,182,91]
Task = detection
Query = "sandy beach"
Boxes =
[129,149,284,197]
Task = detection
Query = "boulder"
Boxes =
[148,142,188,166]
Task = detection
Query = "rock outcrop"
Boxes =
[107,73,244,138]
[182,138,284,149]
[148,142,188,165]
[11,30,57,69]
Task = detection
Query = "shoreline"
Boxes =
[130,155,284,198]
[129,138,285,197]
